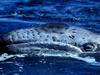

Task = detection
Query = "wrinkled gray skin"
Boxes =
[2,24,100,56]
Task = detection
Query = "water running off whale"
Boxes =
[1,23,100,57]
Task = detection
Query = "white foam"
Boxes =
[66,53,100,66]
[0,53,14,61]
[0,52,100,66]
[37,51,100,66]
[0,53,27,61]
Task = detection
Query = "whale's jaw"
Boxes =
[5,42,82,56]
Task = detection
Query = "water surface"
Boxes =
[0,0,100,75]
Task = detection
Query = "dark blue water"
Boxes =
[0,0,100,75]
[0,57,100,75]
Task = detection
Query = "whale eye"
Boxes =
[83,43,97,51]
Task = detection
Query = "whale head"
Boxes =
[1,23,100,55]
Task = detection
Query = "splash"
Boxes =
[0,53,27,61]
[67,53,100,66]
[0,51,100,66]
[42,52,100,66]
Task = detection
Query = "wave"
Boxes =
[0,51,100,66]
[0,53,27,61]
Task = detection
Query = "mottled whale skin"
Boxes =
[2,23,100,56]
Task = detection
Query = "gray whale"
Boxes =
[2,23,100,56]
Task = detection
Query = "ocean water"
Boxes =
[0,0,100,75]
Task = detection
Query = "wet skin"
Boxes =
[1,23,100,56]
